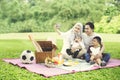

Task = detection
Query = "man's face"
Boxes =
[84,25,93,35]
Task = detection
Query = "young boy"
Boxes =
[87,36,102,66]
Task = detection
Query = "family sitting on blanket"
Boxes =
[54,22,110,66]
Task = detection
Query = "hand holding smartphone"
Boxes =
[55,24,61,29]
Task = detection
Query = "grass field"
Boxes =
[0,32,120,42]
[0,33,120,80]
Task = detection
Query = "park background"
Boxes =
[0,0,120,80]
[0,0,120,33]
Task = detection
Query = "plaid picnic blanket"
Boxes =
[3,58,120,77]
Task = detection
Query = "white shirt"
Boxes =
[90,47,100,55]
[71,41,85,49]
[82,33,102,50]
[60,31,75,59]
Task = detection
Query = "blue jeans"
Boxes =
[85,53,110,63]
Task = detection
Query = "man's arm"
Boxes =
[96,42,105,58]
[100,42,105,54]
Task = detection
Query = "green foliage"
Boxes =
[95,15,120,33]
[104,0,120,17]
[0,0,119,33]
[0,0,106,33]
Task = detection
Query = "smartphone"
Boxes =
[56,24,61,28]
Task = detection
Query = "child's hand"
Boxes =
[71,48,76,53]
[90,53,94,56]
[95,54,102,58]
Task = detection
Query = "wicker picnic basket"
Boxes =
[35,41,57,63]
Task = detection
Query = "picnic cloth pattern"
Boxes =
[3,58,120,77]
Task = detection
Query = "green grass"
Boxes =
[0,32,120,42]
[0,39,120,80]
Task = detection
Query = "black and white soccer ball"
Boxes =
[20,50,35,64]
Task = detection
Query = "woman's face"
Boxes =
[73,25,81,33]
[85,25,93,35]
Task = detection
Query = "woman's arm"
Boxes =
[54,25,61,35]
[96,43,105,58]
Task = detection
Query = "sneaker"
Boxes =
[90,61,95,65]
[66,49,73,55]
[101,61,107,66]
[72,51,79,58]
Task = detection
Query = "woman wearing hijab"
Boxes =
[54,23,85,59]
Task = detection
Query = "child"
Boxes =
[66,36,86,59]
[87,36,103,66]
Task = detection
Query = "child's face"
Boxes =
[92,39,99,46]
[75,37,81,42]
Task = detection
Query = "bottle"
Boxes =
[58,53,62,64]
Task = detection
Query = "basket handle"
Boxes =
[28,34,43,52]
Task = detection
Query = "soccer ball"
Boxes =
[20,50,35,64]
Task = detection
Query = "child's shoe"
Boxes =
[90,61,95,65]
[101,61,107,66]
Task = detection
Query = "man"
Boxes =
[82,22,110,66]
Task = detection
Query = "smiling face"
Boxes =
[84,25,93,35]
[92,38,99,47]
[74,37,81,42]
[73,25,81,33]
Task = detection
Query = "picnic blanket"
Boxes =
[3,58,120,77]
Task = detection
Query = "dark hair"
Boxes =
[85,22,94,30]
[93,36,102,48]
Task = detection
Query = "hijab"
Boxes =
[66,22,83,44]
